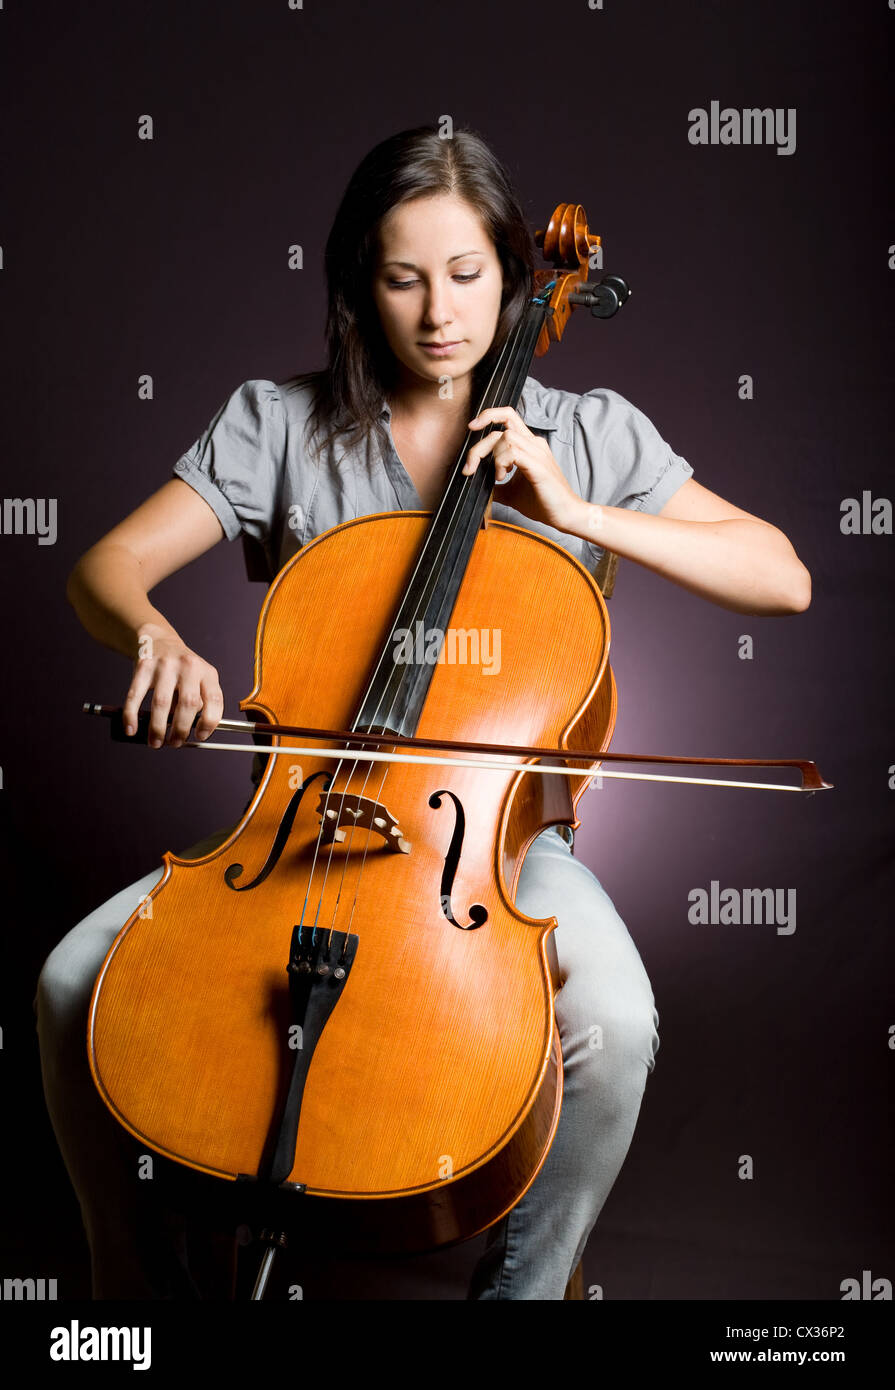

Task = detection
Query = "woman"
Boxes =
[38,125,811,1301]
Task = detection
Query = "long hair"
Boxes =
[303,125,535,460]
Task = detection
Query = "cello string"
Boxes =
[326,309,536,946]
[300,309,529,951]
[308,309,529,947]
[294,275,564,953]
[316,314,527,945]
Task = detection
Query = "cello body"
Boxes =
[88,510,615,1254]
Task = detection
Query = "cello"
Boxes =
[84,203,829,1292]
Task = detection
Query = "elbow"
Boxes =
[65,561,81,608]
[781,560,812,614]
[66,545,101,611]
[767,528,812,614]
[66,555,87,609]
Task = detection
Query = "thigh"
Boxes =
[514,829,659,1073]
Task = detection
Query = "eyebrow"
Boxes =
[380,250,485,270]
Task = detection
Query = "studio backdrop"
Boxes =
[0,0,891,1303]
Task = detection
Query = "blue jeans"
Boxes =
[35,826,659,1300]
[468,827,659,1298]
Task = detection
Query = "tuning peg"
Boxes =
[568,275,632,319]
[599,275,631,308]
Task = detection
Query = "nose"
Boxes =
[422,278,455,330]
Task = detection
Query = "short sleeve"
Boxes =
[172,379,286,544]
[571,388,693,515]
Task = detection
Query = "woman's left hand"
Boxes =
[464,406,584,533]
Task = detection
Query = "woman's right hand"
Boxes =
[66,479,229,748]
[123,623,224,748]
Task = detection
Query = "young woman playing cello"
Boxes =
[37,125,811,1301]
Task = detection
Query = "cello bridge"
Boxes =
[315,792,411,854]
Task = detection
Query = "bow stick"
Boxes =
[83,705,832,794]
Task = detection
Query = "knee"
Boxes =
[34,941,95,1044]
[583,1000,660,1079]
[557,981,660,1101]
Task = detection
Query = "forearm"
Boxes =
[571,503,811,615]
[66,542,183,658]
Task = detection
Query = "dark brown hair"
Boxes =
[303,125,535,461]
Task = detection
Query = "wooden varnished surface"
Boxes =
[89,514,613,1247]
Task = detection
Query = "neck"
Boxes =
[387,368,475,426]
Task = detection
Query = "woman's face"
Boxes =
[371,193,505,396]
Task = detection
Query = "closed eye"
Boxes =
[388,272,482,290]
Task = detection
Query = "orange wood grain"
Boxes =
[89,513,614,1251]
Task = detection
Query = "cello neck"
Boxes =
[351,298,549,740]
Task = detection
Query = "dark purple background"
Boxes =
[1,0,892,1304]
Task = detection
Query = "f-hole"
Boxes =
[225,770,333,892]
[429,788,488,931]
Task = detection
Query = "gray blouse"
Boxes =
[172,373,693,583]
